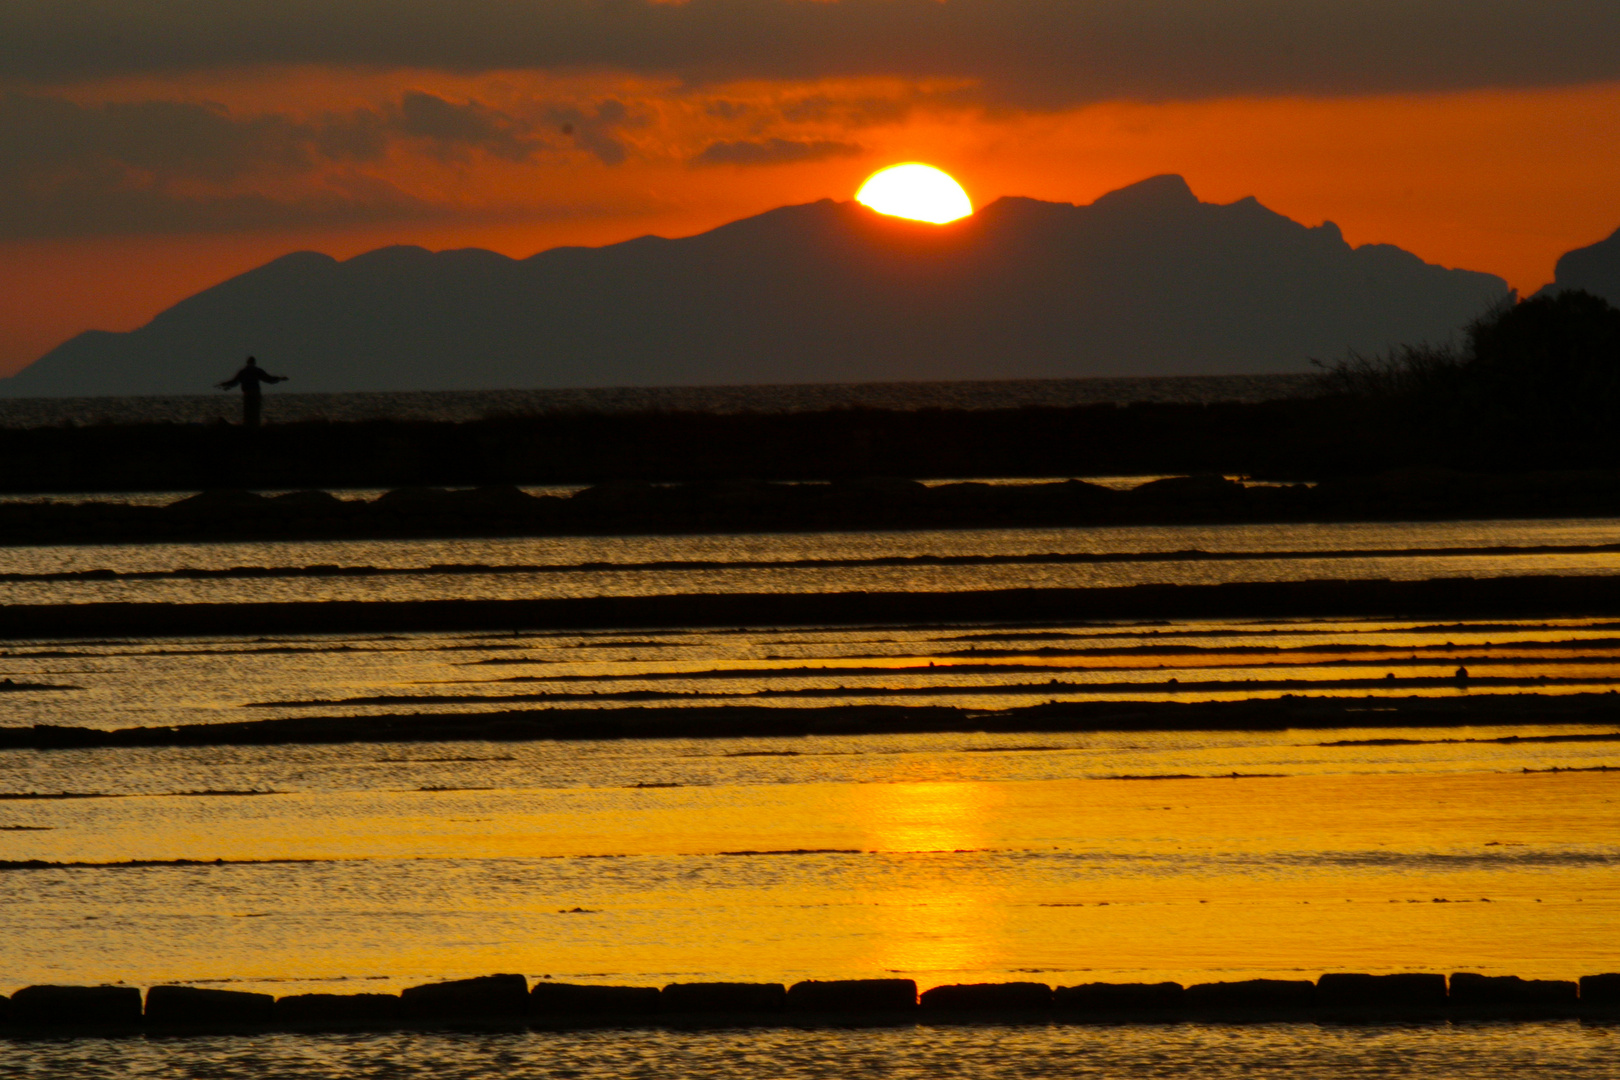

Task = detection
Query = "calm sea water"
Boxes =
[0,374,1312,428]
[2,1023,1616,1079]
[3,514,1617,1074]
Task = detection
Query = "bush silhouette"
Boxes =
[1313,290,1620,445]
[1465,290,1620,437]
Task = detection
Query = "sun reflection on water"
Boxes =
[854,780,1006,977]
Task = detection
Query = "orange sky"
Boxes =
[3,73,1619,378]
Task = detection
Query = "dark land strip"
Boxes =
[1523,764,1618,772]
[4,694,1619,750]
[6,468,1620,545]
[947,622,1620,640]
[469,645,1620,677]
[0,394,1613,494]
[236,672,1620,710]
[0,789,282,800]
[928,642,1620,658]
[1322,731,1620,746]
[0,858,323,872]
[5,621,1612,661]
[10,542,1620,582]
[0,792,121,800]
[11,576,1620,640]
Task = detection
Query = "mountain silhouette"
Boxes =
[3,175,1510,397]
[1533,227,1620,306]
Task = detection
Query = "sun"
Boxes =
[855,164,973,224]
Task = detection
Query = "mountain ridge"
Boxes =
[2,175,1511,397]
[1533,227,1620,305]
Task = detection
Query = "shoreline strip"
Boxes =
[10,576,1620,640]
[4,692,1619,750]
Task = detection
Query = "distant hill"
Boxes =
[2,175,1510,397]
[1534,227,1620,306]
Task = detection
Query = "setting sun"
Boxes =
[856,163,974,224]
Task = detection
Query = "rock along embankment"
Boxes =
[3,971,1617,1037]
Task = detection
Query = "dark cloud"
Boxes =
[0,90,549,181]
[691,137,862,167]
[4,2,1618,106]
[544,100,644,166]
[704,100,752,121]
[310,113,390,163]
[396,90,544,162]
[0,94,316,181]
[777,94,921,128]
[0,91,586,238]
[0,169,445,239]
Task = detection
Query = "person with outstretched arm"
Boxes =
[217,356,287,427]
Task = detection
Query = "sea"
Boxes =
[2,380,1618,1076]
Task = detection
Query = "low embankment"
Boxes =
[0,402,1370,494]
[3,971,1617,1037]
[3,693,1618,751]
[6,470,1620,544]
[0,396,1614,496]
[10,576,1620,641]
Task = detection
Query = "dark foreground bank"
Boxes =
[2,358,1618,497]
[4,692,1617,751]
[7,469,1620,543]
[3,970,1618,1038]
[0,402,1356,494]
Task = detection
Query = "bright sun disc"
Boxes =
[856,163,973,224]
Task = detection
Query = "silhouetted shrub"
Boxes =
[1310,342,1467,403]
[1312,290,1620,449]
[1464,290,1620,437]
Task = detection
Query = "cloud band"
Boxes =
[6,1,1618,105]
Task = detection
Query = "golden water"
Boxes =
[3,520,1619,1074]
[1,726,1615,997]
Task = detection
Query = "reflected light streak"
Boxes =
[857,780,1002,977]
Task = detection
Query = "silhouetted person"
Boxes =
[217,356,287,427]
